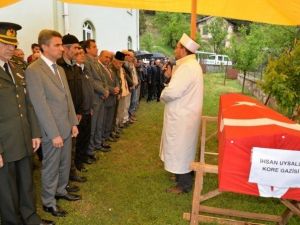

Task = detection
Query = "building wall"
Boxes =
[0,0,139,57]
[0,0,55,57]
[67,4,139,52]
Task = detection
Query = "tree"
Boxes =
[259,42,300,119]
[140,33,154,52]
[249,24,299,58]
[228,26,264,92]
[139,11,147,35]
[154,12,190,49]
[207,17,228,53]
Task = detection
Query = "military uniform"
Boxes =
[0,22,44,225]
[11,55,28,71]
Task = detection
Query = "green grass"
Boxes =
[34,73,300,225]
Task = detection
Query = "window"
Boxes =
[127,36,132,49]
[218,56,222,61]
[208,55,216,60]
[83,21,95,41]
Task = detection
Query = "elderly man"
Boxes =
[25,29,79,217]
[123,50,138,123]
[160,33,203,194]
[98,50,120,142]
[0,22,54,225]
[57,34,87,185]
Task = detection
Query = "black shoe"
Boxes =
[66,184,80,193]
[43,205,67,217]
[55,193,81,201]
[88,155,97,162]
[40,219,55,225]
[101,143,111,149]
[98,147,111,152]
[82,157,93,164]
[75,162,88,172]
[111,133,120,139]
[107,137,117,142]
[70,175,87,183]
[95,146,104,151]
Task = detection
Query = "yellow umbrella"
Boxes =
[61,0,300,39]
[0,0,19,8]
[2,0,300,38]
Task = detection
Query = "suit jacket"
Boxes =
[0,61,41,162]
[84,55,108,106]
[99,62,119,107]
[57,57,84,115]
[122,62,134,89]
[25,58,78,141]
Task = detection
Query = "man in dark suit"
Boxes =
[57,34,87,184]
[25,29,79,217]
[0,22,54,225]
[146,61,154,102]
[75,47,94,171]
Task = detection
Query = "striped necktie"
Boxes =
[52,64,64,88]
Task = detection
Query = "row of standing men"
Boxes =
[0,22,146,225]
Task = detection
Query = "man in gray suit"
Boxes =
[81,40,110,156]
[25,29,79,217]
[98,50,120,142]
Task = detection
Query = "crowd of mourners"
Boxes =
[1,20,203,225]
[0,20,176,225]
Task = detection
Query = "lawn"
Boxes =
[34,73,300,225]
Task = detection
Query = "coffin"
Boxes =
[218,93,300,200]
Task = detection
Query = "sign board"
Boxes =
[249,147,300,188]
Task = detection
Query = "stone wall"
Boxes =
[237,73,278,109]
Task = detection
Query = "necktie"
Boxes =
[52,64,64,88]
[106,67,113,81]
[3,63,13,81]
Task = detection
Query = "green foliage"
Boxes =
[252,24,299,57]
[228,23,299,69]
[140,33,154,52]
[259,42,300,117]
[139,11,147,35]
[228,26,264,73]
[207,17,228,53]
[154,12,190,49]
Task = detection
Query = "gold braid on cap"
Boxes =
[0,34,17,40]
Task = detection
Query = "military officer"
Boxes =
[0,22,54,225]
[12,48,28,71]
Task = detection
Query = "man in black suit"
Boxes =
[0,22,54,225]
[57,34,87,184]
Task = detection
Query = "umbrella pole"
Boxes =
[190,0,197,40]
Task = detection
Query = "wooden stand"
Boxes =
[183,116,300,225]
